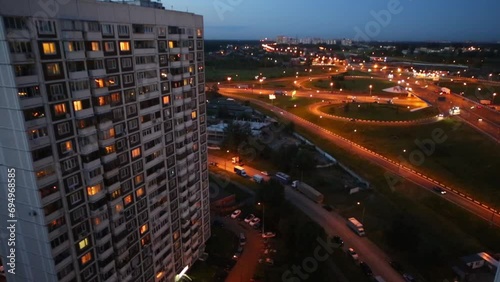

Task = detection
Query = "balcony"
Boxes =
[41,191,61,206]
[78,125,96,136]
[189,194,197,203]
[83,158,100,171]
[86,50,104,58]
[182,84,191,92]
[19,96,43,108]
[139,104,160,116]
[181,60,190,67]
[36,171,58,189]
[94,104,111,115]
[97,120,113,130]
[88,69,106,77]
[45,209,64,224]
[95,232,112,247]
[15,75,38,85]
[29,135,50,149]
[137,91,160,102]
[169,47,180,55]
[33,156,53,170]
[103,166,118,180]
[69,70,88,80]
[171,74,182,82]
[65,51,86,60]
[98,247,114,262]
[10,53,36,63]
[88,190,106,205]
[135,63,157,71]
[134,48,156,55]
[91,86,108,96]
[181,209,190,220]
[181,219,190,229]
[74,108,93,119]
[71,89,91,100]
[180,200,189,210]
[84,31,102,40]
[61,30,83,40]
[180,47,189,55]
[100,152,116,164]
[181,229,191,239]
[170,61,181,68]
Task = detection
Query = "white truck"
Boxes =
[234,166,247,177]
[347,217,365,236]
[441,87,451,94]
[292,180,324,204]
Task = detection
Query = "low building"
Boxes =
[207,120,271,145]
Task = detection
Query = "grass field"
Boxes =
[321,103,439,121]
[205,66,330,82]
[438,81,500,104]
[305,78,398,94]
[244,101,500,281]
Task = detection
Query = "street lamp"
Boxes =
[224,150,229,171]
[493,93,497,104]
[259,78,263,89]
[399,149,406,172]
[258,202,265,233]
[227,76,232,84]
[357,202,365,224]
[330,82,334,93]
[369,85,373,96]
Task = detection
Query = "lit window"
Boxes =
[97,96,107,106]
[81,252,92,265]
[90,42,100,51]
[73,100,82,111]
[134,174,143,185]
[46,63,61,76]
[104,145,115,154]
[115,204,123,213]
[140,224,148,234]
[42,42,57,55]
[124,194,133,205]
[131,147,141,158]
[136,187,144,198]
[168,41,174,49]
[162,96,170,105]
[191,111,197,119]
[119,41,130,51]
[78,238,89,250]
[94,78,105,88]
[87,183,101,196]
[60,140,73,153]
[110,92,120,103]
[173,231,180,240]
[53,103,67,116]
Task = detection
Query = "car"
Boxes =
[389,261,404,273]
[262,232,276,238]
[403,273,417,282]
[259,258,274,265]
[477,105,482,109]
[359,261,373,276]
[432,187,446,195]
[333,236,344,247]
[244,214,255,223]
[264,248,277,255]
[260,171,269,176]
[231,209,242,219]
[438,113,444,117]
[249,217,261,226]
[347,248,359,260]
[233,246,243,260]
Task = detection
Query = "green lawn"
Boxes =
[437,81,500,104]
[345,70,374,77]
[321,103,439,121]
[243,102,500,281]
[205,66,330,82]
[305,78,398,95]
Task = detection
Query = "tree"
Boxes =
[293,148,316,173]
[222,121,251,151]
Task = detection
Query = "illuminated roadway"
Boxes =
[218,90,500,228]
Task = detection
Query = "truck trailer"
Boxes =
[347,217,365,236]
[253,174,264,183]
[234,166,247,177]
[292,180,324,204]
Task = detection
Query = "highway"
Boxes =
[218,90,500,228]
[208,154,405,282]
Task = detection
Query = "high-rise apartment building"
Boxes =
[0,0,209,281]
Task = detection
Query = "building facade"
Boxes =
[0,0,209,281]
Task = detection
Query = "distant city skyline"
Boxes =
[162,0,500,42]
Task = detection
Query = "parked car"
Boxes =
[264,248,277,255]
[359,262,373,276]
[259,258,274,265]
[403,273,417,282]
[262,232,276,238]
[231,209,242,219]
[432,187,446,195]
[333,236,344,247]
[261,171,269,176]
[249,217,261,226]
[233,246,243,260]
[347,248,359,260]
[244,214,255,223]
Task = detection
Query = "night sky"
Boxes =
[163,0,500,42]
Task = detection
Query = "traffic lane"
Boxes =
[223,91,500,226]
[218,216,264,282]
[285,188,405,282]
[208,155,271,182]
